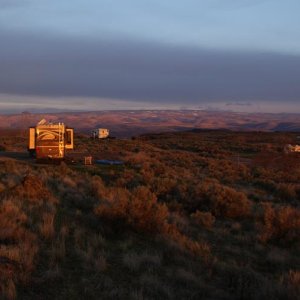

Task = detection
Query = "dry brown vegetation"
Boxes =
[0,164,57,299]
[0,129,299,299]
[257,203,300,244]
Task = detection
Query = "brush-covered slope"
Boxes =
[1,110,300,137]
[0,131,300,300]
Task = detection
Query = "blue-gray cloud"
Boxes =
[0,0,299,55]
[0,0,29,8]
[0,30,300,104]
[212,0,270,10]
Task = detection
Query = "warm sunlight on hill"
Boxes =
[0,130,299,299]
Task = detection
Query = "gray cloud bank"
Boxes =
[0,30,300,104]
[0,0,29,8]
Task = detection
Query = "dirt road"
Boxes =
[0,151,32,162]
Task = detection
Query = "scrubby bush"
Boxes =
[254,178,277,192]
[14,174,55,205]
[0,199,38,300]
[0,200,27,242]
[94,185,211,260]
[211,185,251,219]
[39,212,55,239]
[95,186,169,234]
[191,210,215,229]
[1,129,300,299]
[207,159,250,183]
[277,183,297,202]
[217,263,288,300]
[280,270,300,300]
[164,224,212,261]
[129,187,169,233]
[191,180,251,219]
[257,203,300,244]
[0,171,58,300]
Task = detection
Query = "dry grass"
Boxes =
[193,180,251,219]
[191,210,215,229]
[257,203,300,243]
[123,252,162,273]
[94,184,212,261]
[280,270,300,300]
[94,253,107,272]
[0,279,16,300]
[0,130,299,299]
[0,200,38,299]
[39,213,55,239]
[95,186,169,234]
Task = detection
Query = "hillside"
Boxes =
[0,130,300,299]
[0,110,300,137]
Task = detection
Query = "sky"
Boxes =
[0,0,300,113]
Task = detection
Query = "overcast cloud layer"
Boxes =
[0,0,300,112]
[1,30,300,104]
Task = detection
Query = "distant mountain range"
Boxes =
[0,110,299,137]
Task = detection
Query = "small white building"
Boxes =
[92,128,109,139]
[284,144,300,153]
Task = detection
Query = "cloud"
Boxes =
[0,29,300,105]
[225,102,252,106]
[212,0,270,10]
[0,0,30,8]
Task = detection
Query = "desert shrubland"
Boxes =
[0,130,299,299]
[257,203,300,244]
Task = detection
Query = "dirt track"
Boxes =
[0,151,89,166]
[0,151,33,162]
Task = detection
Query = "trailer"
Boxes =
[92,128,110,139]
[28,119,74,160]
[284,144,300,153]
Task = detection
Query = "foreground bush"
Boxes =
[192,180,252,219]
[211,185,251,219]
[191,210,215,229]
[0,173,57,299]
[280,270,300,300]
[0,200,38,300]
[95,186,169,234]
[1,131,299,299]
[94,185,211,260]
[257,203,300,244]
